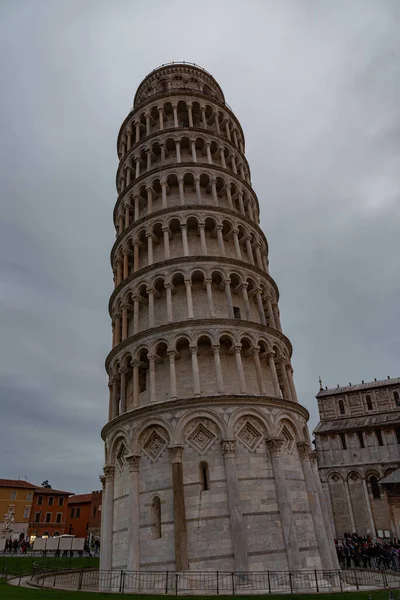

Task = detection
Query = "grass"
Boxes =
[0,556,99,576]
[0,586,397,600]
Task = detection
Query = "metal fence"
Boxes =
[31,567,400,594]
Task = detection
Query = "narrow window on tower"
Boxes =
[357,431,365,448]
[340,433,347,450]
[396,428,400,444]
[233,306,241,319]
[338,399,345,415]
[376,430,384,446]
[151,496,161,539]
[200,461,210,491]
[370,476,381,499]
[394,392,400,407]
[366,394,373,411]
[139,367,147,392]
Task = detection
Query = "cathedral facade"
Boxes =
[314,377,400,539]
[100,63,336,575]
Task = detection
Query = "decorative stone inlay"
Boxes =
[221,439,236,456]
[237,420,262,451]
[265,438,285,457]
[143,429,167,462]
[280,424,295,454]
[187,423,216,454]
[296,441,310,460]
[329,473,341,482]
[116,442,128,469]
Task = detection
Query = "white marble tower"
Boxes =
[100,62,337,574]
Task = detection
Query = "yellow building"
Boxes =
[0,479,37,539]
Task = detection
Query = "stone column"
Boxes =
[172,104,178,128]
[133,242,139,272]
[206,141,213,165]
[221,440,249,571]
[101,465,115,573]
[190,346,201,396]
[190,139,197,162]
[201,106,207,128]
[108,379,113,421]
[147,233,153,265]
[181,224,189,256]
[232,229,242,260]
[234,345,246,393]
[242,283,252,319]
[194,176,202,203]
[116,259,122,286]
[224,278,234,317]
[213,345,224,393]
[247,200,255,222]
[214,111,221,134]
[266,439,301,571]
[226,185,233,209]
[362,478,376,536]
[238,190,245,214]
[135,157,140,178]
[165,283,173,322]
[185,279,194,318]
[220,148,227,169]
[158,106,164,130]
[162,226,170,259]
[126,454,141,571]
[216,225,225,256]
[225,120,231,140]
[146,149,151,171]
[199,224,207,255]
[148,354,156,403]
[169,446,189,571]
[111,377,119,418]
[178,177,185,204]
[287,366,299,403]
[133,296,140,334]
[146,187,153,214]
[119,368,127,414]
[145,113,150,136]
[135,121,140,143]
[266,298,276,329]
[147,288,154,328]
[134,195,140,220]
[187,103,193,128]
[124,203,130,229]
[160,143,166,164]
[256,289,267,325]
[245,236,254,265]
[132,360,140,408]
[168,350,178,400]
[254,244,263,269]
[268,353,281,397]
[273,304,282,331]
[253,348,266,394]
[121,304,128,340]
[161,181,167,208]
[175,140,181,163]
[125,167,131,187]
[123,250,129,279]
[205,278,215,318]
[297,442,334,571]
[211,179,218,205]
[114,313,121,345]
[280,361,292,400]
[343,479,356,532]
[309,451,340,569]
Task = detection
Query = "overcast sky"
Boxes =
[0,0,399,494]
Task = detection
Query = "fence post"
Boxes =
[78,569,84,591]
[381,570,387,589]
[217,570,219,595]
[267,570,271,594]
[231,572,235,595]
[119,570,124,593]
[175,572,178,596]
[165,570,169,594]
[339,570,343,593]
[121,570,125,594]
[289,572,293,594]
[354,569,359,590]
[314,570,319,592]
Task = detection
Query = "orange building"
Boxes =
[0,479,37,539]
[66,494,92,538]
[28,487,72,541]
[88,490,102,538]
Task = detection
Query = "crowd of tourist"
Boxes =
[336,532,400,570]
[3,538,31,554]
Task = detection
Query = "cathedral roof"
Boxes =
[313,410,400,434]
[381,469,400,485]
[316,377,400,398]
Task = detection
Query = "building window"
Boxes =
[152,496,162,539]
[396,428,400,444]
[200,461,210,491]
[58,497,64,506]
[338,400,345,415]
[366,395,373,411]
[394,391,400,406]
[340,433,347,450]
[376,430,384,446]
[357,431,365,448]
[93,506,97,518]
[233,306,241,319]
[56,513,62,524]
[10,491,16,500]
[48,497,54,506]
[45,513,51,523]
[27,492,33,501]
[53,531,60,537]
[70,508,75,518]
[23,507,30,519]
[370,476,381,499]
[37,496,43,506]
[34,512,41,523]
[42,531,49,538]
[76,508,80,518]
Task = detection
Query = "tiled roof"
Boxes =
[313,411,400,434]
[381,469,400,485]
[68,493,92,504]
[35,487,73,495]
[317,377,400,398]
[0,479,37,488]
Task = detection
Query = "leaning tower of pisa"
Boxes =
[100,63,337,575]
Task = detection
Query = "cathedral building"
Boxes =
[314,377,400,539]
[100,62,337,576]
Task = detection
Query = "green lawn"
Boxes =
[0,556,99,576]
[0,586,396,600]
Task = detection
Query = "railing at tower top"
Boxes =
[131,82,232,114]
[150,62,214,77]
